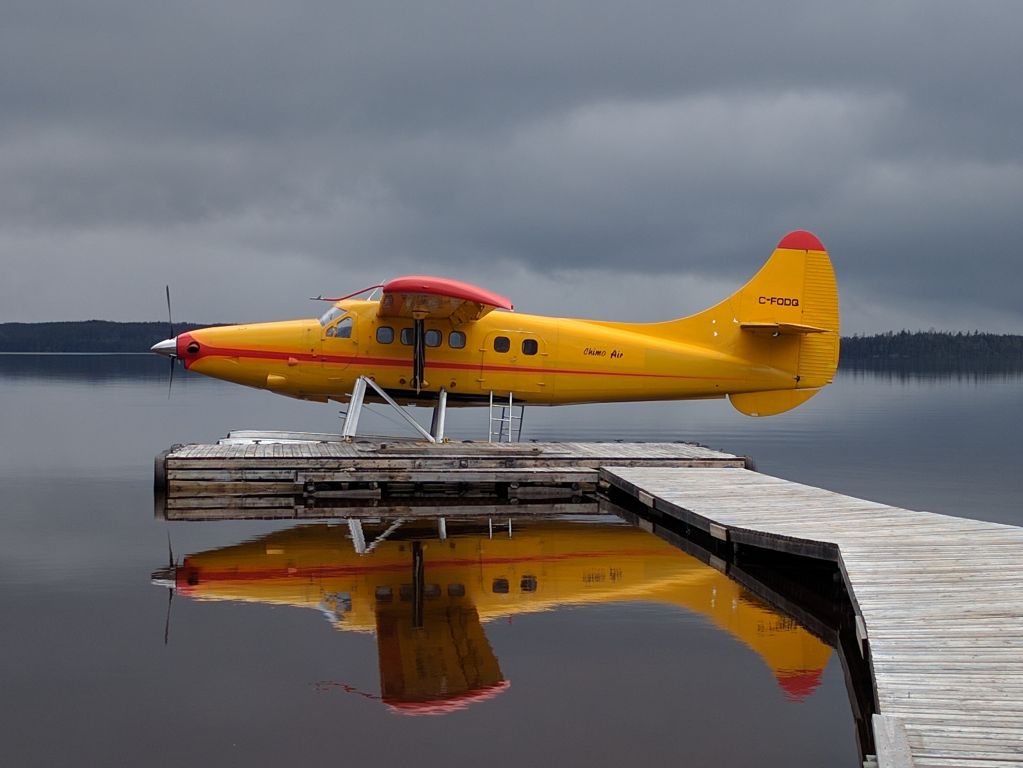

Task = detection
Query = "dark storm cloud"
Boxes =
[1,1,1021,329]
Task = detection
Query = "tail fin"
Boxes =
[644,230,839,416]
[727,230,840,415]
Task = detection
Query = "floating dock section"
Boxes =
[602,466,1023,768]
[155,433,746,519]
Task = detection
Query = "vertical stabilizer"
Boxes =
[727,230,840,415]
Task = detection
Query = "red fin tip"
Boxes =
[777,230,825,251]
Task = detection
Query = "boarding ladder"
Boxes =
[488,391,524,443]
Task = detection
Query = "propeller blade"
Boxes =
[165,285,174,340]
[163,287,177,397]
[166,530,175,568]
[164,587,174,646]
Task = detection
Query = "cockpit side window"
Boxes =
[326,316,353,339]
[319,306,344,327]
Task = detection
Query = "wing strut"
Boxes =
[411,318,426,392]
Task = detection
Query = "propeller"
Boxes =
[164,285,177,398]
[163,530,176,646]
[147,537,179,645]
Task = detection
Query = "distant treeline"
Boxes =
[0,321,216,353]
[839,331,1023,372]
[1,323,1021,371]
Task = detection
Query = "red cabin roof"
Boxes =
[382,276,513,310]
[384,680,511,716]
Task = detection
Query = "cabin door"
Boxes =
[321,315,355,371]
[479,330,548,398]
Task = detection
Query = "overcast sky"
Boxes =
[2,1,1021,332]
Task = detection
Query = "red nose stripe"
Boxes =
[176,332,195,360]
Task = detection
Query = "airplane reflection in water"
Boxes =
[152,517,831,714]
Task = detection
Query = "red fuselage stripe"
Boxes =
[186,344,739,381]
[180,547,670,583]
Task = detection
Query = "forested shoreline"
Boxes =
[0,321,216,353]
[1,322,1021,371]
[840,331,1023,372]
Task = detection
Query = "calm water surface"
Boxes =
[1,356,1020,767]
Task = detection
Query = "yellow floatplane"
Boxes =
[151,231,838,438]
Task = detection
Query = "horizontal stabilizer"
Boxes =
[740,322,828,335]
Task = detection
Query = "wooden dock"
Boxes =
[154,432,1023,763]
[601,466,1023,768]
[155,434,746,520]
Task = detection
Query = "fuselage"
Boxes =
[170,299,794,406]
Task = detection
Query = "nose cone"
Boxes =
[151,337,177,357]
[151,566,176,588]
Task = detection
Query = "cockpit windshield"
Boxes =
[319,306,345,327]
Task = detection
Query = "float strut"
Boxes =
[341,376,436,443]
[430,388,448,442]
[341,377,368,440]
[347,518,367,555]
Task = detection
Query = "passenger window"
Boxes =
[492,578,509,594]
[522,339,538,356]
[400,328,413,346]
[493,336,510,353]
[336,592,353,612]
[449,331,466,349]
[520,575,537,592]
[424,329,441,348]
[448,583,466,597]
[376,326,394,344]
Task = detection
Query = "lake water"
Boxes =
[1,355,1020,767]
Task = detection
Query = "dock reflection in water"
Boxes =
[153,516,831,714]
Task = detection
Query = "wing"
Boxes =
[378,276,513,324]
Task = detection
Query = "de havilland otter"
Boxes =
[153,519,831,714]
[151,231,839,427]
